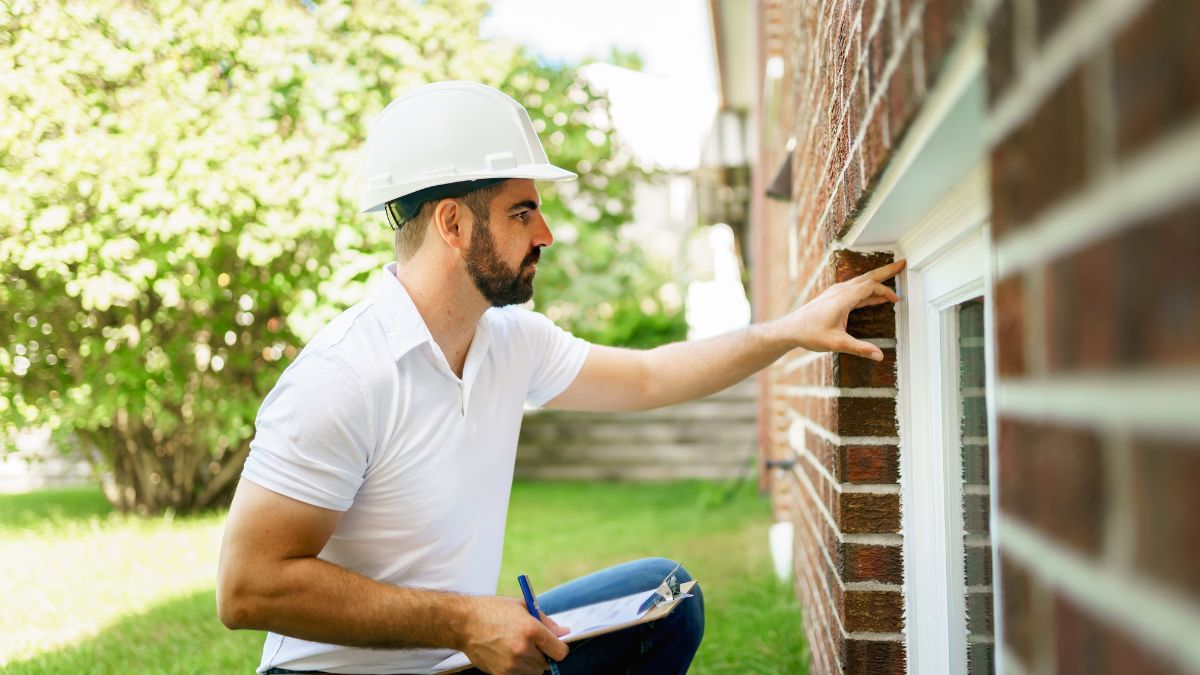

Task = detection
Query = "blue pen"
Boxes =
[517,574,562,675]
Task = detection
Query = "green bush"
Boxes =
[0,0,684,514]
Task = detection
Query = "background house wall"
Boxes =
[752,0,1200,673]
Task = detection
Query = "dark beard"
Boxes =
[464,221,540,307]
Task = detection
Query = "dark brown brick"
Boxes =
[834,349,897,387]
[998,419,1106,556]
[986,0,1016,107]
[1132,435,1200,600]
[991,68,1089,238]
[844,638,906,674]
[837,396,898,436]
[1055,594,1185,675]
[847,303,897,340]
[1114,0,1200,158]
[839,492,900,533]
[839,444,900,483]
[1036,0,1084,46]
[887,37,921,144]
[840,542,904,584]
[869,0,892,94]
[924,0,951,87]
[993,273,1026,376]
[843,590,904,632]
[1000,554,1051,671]
[833,249,896,282]
[1047,201,1200,371]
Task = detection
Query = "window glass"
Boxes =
[957,298,994,674]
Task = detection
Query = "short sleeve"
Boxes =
[241,352,372,511]
[518,309,591,408]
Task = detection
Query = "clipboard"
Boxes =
[431,574,698,673]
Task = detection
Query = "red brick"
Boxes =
[924,0,951,86]
[1047,201,1200,371]
[998,419,1106,556]
[844,638,906,674]
[1000,554,1052,671]
[991,67,1089,238]
[840,542,904,584]
[869,0,893,95]
[836,396,898,436]
[1132,435,1200,600]
[1055,594,1185,675]
[833,249,895,282]
[987,0,1016,107]
[838,444,900,483]
[993,273,1026,376]
[834,349,897,387]
[1113,0,1200,158]
[839,491,900,533]
[843,589,904,632]
[887,37,921,144]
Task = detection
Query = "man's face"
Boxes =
[463,179,552,307]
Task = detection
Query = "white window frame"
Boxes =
[894,168,995,674]
[839,24,1004,675]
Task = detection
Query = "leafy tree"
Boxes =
[0,0,684,514]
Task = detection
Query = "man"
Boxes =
[217,81,903,675]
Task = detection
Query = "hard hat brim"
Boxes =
[360,164,577,214]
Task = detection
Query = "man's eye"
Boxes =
[514,211,530,222]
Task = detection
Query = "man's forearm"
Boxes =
[220,554,471,651]
[639,318,797,409]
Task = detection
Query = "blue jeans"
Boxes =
[264,558,704,675]
[478,557,705,675]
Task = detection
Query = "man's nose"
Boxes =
[533,212,553,248]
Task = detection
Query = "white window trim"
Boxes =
[895,168,994,674]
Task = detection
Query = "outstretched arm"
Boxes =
[547,259,905,412]
[217,480,568,675]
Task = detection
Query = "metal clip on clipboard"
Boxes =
[637,562,687,614]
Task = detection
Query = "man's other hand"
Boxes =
[461,595,569,675]
[784,258,906,361]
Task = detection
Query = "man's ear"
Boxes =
[432,198,467,251]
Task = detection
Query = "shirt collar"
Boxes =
[375,262,493,366]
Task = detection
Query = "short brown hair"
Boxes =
[391,181,508,261]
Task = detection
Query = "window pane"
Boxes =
[958,298,994,675]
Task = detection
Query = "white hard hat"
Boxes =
[360,81,577,214]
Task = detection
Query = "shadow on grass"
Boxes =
[6,588,264,675]
[0,485,112,531]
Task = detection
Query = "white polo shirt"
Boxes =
[241,262,589,674]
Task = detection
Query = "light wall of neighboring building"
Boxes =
[751,0,1200,674]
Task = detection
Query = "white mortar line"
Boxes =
[996,120,1200,278]
[985,0,1151,145]
[795,412,900,446]
[845,580,904,592]
[789,248,836,312]
[842,483,901,495]
[843,532,904,546]
[997,371,1200,434]
[998,515,1200,671]
[844,630,906,642]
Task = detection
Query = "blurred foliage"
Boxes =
[0,0,685,513]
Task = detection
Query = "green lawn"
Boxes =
[0,480,806,674]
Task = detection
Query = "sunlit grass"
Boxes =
[1,480,805,674]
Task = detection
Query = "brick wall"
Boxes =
[986,0,1200,673]
[752,0,1200,674]
[755,1,976,672]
